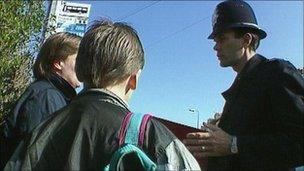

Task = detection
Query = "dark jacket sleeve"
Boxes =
[21,89,67,133]
[1,88,67,171]
[237,61,304,168]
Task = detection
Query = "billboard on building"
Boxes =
[49,1,91,37]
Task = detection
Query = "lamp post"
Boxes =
[189,108,200,129]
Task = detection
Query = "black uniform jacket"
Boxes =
[4,89,200,170]
[0,73,76,170]
[208,54,304,171]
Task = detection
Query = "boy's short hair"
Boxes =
[33,32,81,80]
[76,19,145,88]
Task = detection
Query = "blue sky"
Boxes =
[76,1,303,127]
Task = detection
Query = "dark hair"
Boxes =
[76,18,145,88]
[233,28,260,51]
[33,32,81,80]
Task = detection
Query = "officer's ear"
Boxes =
[243,33,253,48]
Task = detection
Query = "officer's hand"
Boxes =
[183,123,231,158]
[206,112,221,126]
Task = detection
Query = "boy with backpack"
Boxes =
[4,19,200,170]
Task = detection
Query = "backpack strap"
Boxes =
[106,144,156,171]
[118,112,132,146]
[118,112,151,148]
[104,113,154,171]
[138,114,151,147]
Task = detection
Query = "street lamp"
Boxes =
[189,108,200,129]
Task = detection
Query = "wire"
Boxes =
[146,15,211,49]
[115,1,210,49]
[118,1,161,21]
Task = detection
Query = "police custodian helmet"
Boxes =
[208,0,267,39]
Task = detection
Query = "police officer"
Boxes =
[184,0,304,170]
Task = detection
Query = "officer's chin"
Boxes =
[219,61,229,68]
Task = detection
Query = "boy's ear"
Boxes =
[126,69,142,91]
[127,74,137,90]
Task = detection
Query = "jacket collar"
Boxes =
[237,54,266,80]
[46,73,77,101]
[222,54,266,100]
[78,88,131,111]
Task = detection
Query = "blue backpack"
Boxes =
[104,112,157,171]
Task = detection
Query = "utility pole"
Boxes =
[41,0,54,44]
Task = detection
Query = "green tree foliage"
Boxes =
[0,0,46,123]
